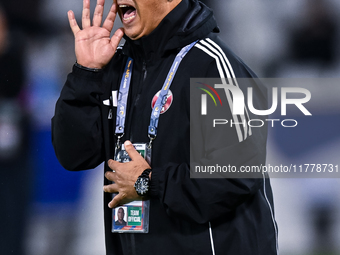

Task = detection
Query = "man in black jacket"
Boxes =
[52,0,278,254]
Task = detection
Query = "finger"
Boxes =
[124,140,143,161]
[68,10,81,35]
[93,0,105,27]
[108,159,121,172]
[82,0,91,29]
[102,2,118,32]
[103,183,118,193]
[108,193,126,208]
[110,28,124,50]
[104,170,116,182]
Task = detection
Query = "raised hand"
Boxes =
[68,0,124,69]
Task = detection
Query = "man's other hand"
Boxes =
[104,141,151,208]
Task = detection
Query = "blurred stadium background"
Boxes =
[1,0,340,254]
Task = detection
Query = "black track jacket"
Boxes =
[52,0,278,254]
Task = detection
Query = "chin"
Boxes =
[126,33,142,40]
[124,26,147,40]
[123,29,136,40]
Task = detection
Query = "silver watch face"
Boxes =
[135,177,149,196]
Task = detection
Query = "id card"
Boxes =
[112,143,151,233]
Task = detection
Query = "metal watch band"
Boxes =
[140,169,152,178]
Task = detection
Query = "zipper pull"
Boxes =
[142,61,147,81]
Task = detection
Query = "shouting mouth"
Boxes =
[119,4,137,23]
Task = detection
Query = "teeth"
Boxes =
[119,5,129,7]
[123,14,136,21]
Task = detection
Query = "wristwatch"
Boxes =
[134,169,152,197]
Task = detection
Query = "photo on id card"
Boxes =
[112,143,151,233]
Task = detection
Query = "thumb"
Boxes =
[124,140,142,161]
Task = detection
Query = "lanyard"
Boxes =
[115,58,133,137]
[115,41,197,147]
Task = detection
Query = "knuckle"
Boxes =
[105,171,112,179]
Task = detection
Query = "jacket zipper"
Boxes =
[133,61,147,107]
[128,61,147,254]
[142,61,148,81]
[129,60,147,142]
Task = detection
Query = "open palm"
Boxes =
[68,0,124,69]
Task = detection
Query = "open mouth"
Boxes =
[119,4,137,22]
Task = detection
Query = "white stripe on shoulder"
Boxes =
[200,39,250,139]
[200,40,232,79]
[195,42,244,142]
[204,38,253,137]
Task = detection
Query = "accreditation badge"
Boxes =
[111,143,151,233]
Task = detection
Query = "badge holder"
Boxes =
[111,142,151,233]
[110,41,196,234]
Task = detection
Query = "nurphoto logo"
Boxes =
[197,78,312,128]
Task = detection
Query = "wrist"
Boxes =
[74,61,102,72]
[134,169,152,197]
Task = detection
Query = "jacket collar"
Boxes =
[122,0,219,63]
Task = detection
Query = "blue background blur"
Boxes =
[1,0,340,254]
